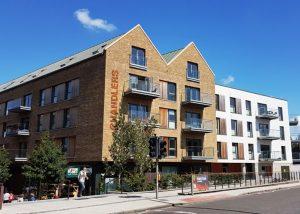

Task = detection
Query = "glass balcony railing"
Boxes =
[291,133,300,142]
[6,124,30,137]
[183,119,213,133]
[259,151,282,161]
[183,146,214,160]
[257,129,280,140]
[183,92,213,107]
[125,79,160,98]
[257,107,278,119]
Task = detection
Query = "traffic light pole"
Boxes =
[155,137,159,199]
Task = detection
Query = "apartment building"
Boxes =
[214,85,293,174]
[0,25,217,193]
[290,115,300,166]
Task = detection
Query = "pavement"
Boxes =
[142,184,300,214]
[2,182,300,214]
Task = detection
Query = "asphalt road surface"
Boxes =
[142,186,300,214]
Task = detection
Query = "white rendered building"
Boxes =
[214,84,293,174]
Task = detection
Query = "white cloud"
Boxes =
[74,9,116,32]
[221,75,235,85]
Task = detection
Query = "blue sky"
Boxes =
[0,0,299,114]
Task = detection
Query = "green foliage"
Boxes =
[124,173,148,192]
[22,132,67,185]
[109,105,156,182]
[0,148,11,183]
[209,173,242,184]
[160,174,190,189]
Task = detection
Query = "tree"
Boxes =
[109,105,156,191]
[23,132,67,195]
[0,147,11,183]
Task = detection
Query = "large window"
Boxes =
[160,81,176,101]
[186,112,201,128]
[246,100,252,116]
[247,122,253,138]
[281,146,286,160]
[65,79,80,99]
[128,104,148,121]
[160,108,176,129]
[187,62,199,80]
[186,139,202,157]
[59,136,76,158]
[248,144,254,160]
[131,47,146,67]
[6,98,21,115]
[278,107,283,121]
[231,120,237,136]
[63,109,71,128]
[230,97,236,113]
[232,143,238,159]
[23,94,32,107]
[168,137,177,157]
[50,112,56,130]
[258,103,267,115]
[280,126,285,140]
[185,87,200,101]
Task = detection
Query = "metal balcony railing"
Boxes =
[182,92,213,107]
[257,129,280,140]
[291,133,300,142]
[259,151,282,161]
[183,119,213,133]
[5,149,28,161]
[6,124,30,137]
[183,146,214,160]
[257,107,278,119]
[124,79,160,99]
[129,55,147,70]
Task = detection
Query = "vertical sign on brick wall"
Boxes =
[110,70,119,130]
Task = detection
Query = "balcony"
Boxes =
[292,152,300,163]
[290,116,299,126]
[183,119,213,133]
[259,151,282,162]
[7,149,28,162]
[124,79,160,99]
[256,107,278,120]
[182,93,213,108]
[128,112,160,128]
[183,146,214,161]
[6,124,30,137]
[257,129,280,140]
[291,134,300,143]
[8,105,31,113]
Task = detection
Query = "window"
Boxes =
[258,103,267,115]
[6,98,21,115]
[230,97,236,113]
[63,109,71,128]
[217,142,227,159]
[278,107,283,121]
[60,137,76,158]
[20,118,29,130]
[280,126,285,140]
[186,139,202,157]
[248,144,254,160]
[65,79,80,99]
[40,90,46,106]
[185,87,200,101]
[160,81,176,101]
[40,88,51,106]
[281,146,286,160]
[168,137,177,157]
[38,114,50,132]
[61,137,69,153]
[50,112,56,130]
[187,62,199,80]
[52,86,59,103]
[2,123,6,137]
[0,103,6,116]
[186,112,200,128]
[232,143,238,159]
[131,47,146,67]
[246,100,252,116]
[167,82,176,101]
[231,120,237,136]
[247,122,253,138]
[215,94,225,111]
[160,108,176,129]
[128,104,148,121]
[216,118,221,135]
[23,94,32,107]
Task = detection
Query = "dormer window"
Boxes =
[130,47,147,70]
[187,62,199,82]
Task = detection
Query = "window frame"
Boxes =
[231,120,238,136]
[186,62,199,81]
[130,46,146,68]
[246,100,252,116]
[230,97,237,113]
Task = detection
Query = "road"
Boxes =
[142,186,300,214]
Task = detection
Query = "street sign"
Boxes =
[193,174,209,191]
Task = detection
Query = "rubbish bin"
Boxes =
[0,183,4,210]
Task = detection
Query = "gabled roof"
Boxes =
[0,34,122,93]
[162,48,184,63]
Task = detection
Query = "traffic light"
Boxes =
[149,137,157,158]
[159,139,167,159]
